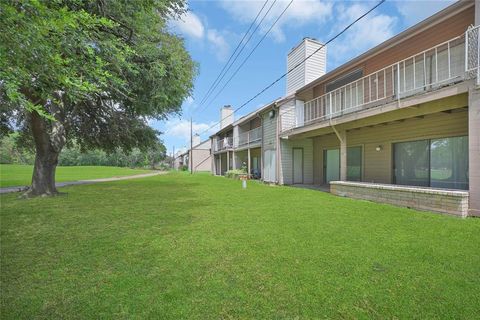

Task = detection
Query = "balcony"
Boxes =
[235,126,262,148]
[214,136,233,152]
[280,25,480,133]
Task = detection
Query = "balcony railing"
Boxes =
[280,26,479,132]
[236,126,262,148]
[214,136,233,152]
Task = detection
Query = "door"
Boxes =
[264,150,276,182]
[325,149,340,183]
[293,148,303,184]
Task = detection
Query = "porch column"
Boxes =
[339,130,347,181]
[468,87,480,216]
[219,154,222,175]
[226,151,230,172]
[247,148,251,177]
[212,154,215,175]
[232,151,236,169]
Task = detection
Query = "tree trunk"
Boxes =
[24,94,66,197]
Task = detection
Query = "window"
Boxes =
[430,136,468,189]
[347,146,362,181]
[393,136,468,190]
[394,139,430,187]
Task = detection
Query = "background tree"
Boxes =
[0,0,196,196]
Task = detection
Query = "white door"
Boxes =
[264,150,276,182]
[325,149,340,183]
[293,148,303,184]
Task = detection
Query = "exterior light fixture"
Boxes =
[375,145,383,152]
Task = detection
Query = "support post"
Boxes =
[219,152,222,176]
[226,151,230,172]
[232,151,236,169]
[339,131,347,181]
[247,148,251,178]
[468,87,480,216]
[331,124,347,181]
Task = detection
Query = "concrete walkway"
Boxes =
[0,171,166,194]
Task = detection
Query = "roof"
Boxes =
[296,0,473,94]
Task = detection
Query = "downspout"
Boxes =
[329,120,344,144]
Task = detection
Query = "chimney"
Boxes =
[286,38,326,95]
[220,105,234,129]
[192,134,201,147]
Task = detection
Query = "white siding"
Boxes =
[305,40,326,85]
[286,42,305,95]
[279,138,313,185]
[286,38,326,95]
[279,99,296,131]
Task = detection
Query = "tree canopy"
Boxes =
[0,0,196,195]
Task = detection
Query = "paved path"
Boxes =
[0,171,167,194]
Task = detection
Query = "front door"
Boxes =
[293,148,303,184]
[325,149,340,183]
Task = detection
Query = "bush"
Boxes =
[225,169,247,180]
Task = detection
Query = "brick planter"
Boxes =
[330,181,469,217]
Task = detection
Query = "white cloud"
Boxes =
[164,118,219,142]
[170,11,231,61]
[327,3,397,67]
[171,11,205,39]
[395,0,454,26]
[207,29,230,61]
[219,0,333,43]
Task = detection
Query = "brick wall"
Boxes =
[330,181,469,217]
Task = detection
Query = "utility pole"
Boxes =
[190,117,193,174]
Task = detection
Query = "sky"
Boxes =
[150,0,454,155]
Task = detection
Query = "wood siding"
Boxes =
[262,109,277,150]
[280,138,313,185]
[304,5,474,101]
[312,110,468,184]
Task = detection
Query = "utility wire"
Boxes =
[196,0,270,109]
[196,0,278,113]
[195,0,386,137]
[202,0,294,111]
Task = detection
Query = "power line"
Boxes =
[202,0,294,111]
[196,0,278,113]
[196,0,270,109]
[195,0,386,137]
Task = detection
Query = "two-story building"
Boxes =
[209,0,480,217]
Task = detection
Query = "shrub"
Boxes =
[225,169,247,180]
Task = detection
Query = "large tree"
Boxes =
[0,0,196,196]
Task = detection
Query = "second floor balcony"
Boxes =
[214,136,233,152]
[213,126,263,153]
[280,25,479,133]
[235,126,262,148]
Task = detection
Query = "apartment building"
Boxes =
[175,135,212,172]
[209,0,480,217]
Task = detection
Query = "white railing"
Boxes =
[466,25,480,84]
[236,126,262,147]
[281,28,478,132]
[214,136,233,152]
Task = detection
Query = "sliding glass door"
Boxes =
[393,136,468,190]
[430,136,468,189]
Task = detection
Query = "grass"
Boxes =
[0,164,152,188]
[1,172,479,319]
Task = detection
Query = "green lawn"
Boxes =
[0,164,152,188]
[1,173,479,319]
